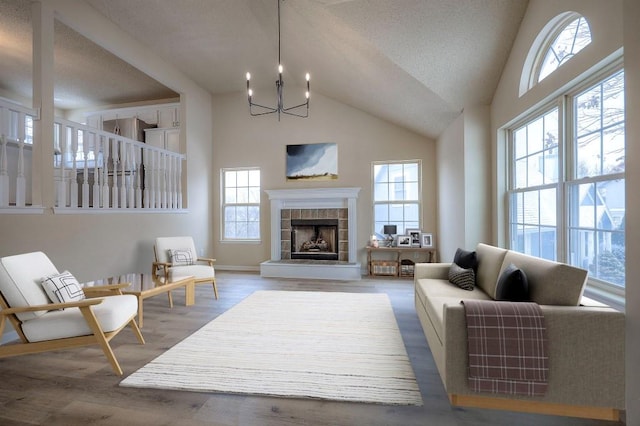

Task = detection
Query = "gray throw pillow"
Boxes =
[448,263,475,291]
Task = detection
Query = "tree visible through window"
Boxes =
[508,69,625,287]
[222,168,260,240]
[538,15,592,82]
[372,160,420,237]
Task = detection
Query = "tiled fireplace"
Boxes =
[260,187,361,280]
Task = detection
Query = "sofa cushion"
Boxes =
[475,243,509,297]
[495,263,529,302]
[448,263,475,291]
[416,278,491,344]
[501,251,587,306]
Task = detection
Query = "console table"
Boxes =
[366,246,436,277]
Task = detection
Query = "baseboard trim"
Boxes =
[449,394,621,421]
[214,265,260,272]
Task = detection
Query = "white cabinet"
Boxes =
[85,102,180,129]
[145,127,180,152]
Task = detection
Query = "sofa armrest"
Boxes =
[414,262,451,281]
[442,303,625,408]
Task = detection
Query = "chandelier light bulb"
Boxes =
[246,72,251,81]
[306,73,310,81]
[305,91,310,99]
[278,64,283,74]
[248,89,253,97]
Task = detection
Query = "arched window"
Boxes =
[520,12,592,95]
[538,15,591,81]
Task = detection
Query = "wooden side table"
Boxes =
[366,246,436,277]
[83,273,196,327]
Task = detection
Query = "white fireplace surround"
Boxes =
[260,187,361,280]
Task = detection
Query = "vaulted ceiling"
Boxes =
[0,0,528,139]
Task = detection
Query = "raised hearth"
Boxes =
[261,187,361,280]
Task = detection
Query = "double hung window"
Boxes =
[508,69,625,288]
[372,160,421,236]
[222,168,261,241]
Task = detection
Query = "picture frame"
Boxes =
[421,233,434,248]
[396,235,412,247]
[286,143,338,181]
[405,228,422,247]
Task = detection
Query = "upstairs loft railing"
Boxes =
[0,98,186,212]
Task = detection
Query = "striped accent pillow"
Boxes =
[448,263,475,291]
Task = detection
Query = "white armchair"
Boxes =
[0,251,145,375]
[152,236,218,299]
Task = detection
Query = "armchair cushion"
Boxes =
[41,271,85,305]
[155,236,198,264]
[21,294,138,342]
[167,264,215,281]
[168,248,195,266]
[0,251,58,321]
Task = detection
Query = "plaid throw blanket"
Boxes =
[461,300,548,396]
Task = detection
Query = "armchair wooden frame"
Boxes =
[152,247,218,301]
[0,283,145,376]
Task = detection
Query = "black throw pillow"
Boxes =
[453,248,478,272]
[495,263,529,302]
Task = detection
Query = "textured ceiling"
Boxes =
[0,0,528,139]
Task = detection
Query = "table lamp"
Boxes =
[383,225,397,247]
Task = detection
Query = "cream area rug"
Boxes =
[120,290,423,405]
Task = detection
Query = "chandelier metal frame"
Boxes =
[245,0,310,119]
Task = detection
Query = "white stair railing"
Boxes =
[0,99,37,208]
[0,98,186,212]
[54,117,186,211]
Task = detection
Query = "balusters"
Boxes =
[56,123,67,207]
[15,137,25,207]
[177,155,183,209]
[111,138,119,208]
[154,150,161,208]
[135,144,142,208]
[0,100,186,212]
[92,133,101,208]
[69,127,78,208]
[119,139,127,208]
[101,136,110,208]
[126,142,135,208]
[0,135,8,207]
[143,149,151,209]
[82,130,90,208]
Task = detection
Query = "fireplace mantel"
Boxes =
[260,187,361,280]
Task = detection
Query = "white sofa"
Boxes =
[414,243,625,421]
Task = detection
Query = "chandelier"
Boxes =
[245,0,310,119]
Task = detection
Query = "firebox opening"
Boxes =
[291,219,339,260]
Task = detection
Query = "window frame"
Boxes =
[507,61,625,297]
[220,166,261,243]
[371,159,422,237]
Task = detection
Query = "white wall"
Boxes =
[437,106,491,262]
[211,90,436,269]
[624,0,640,422]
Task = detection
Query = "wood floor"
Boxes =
[0,272,624,426]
